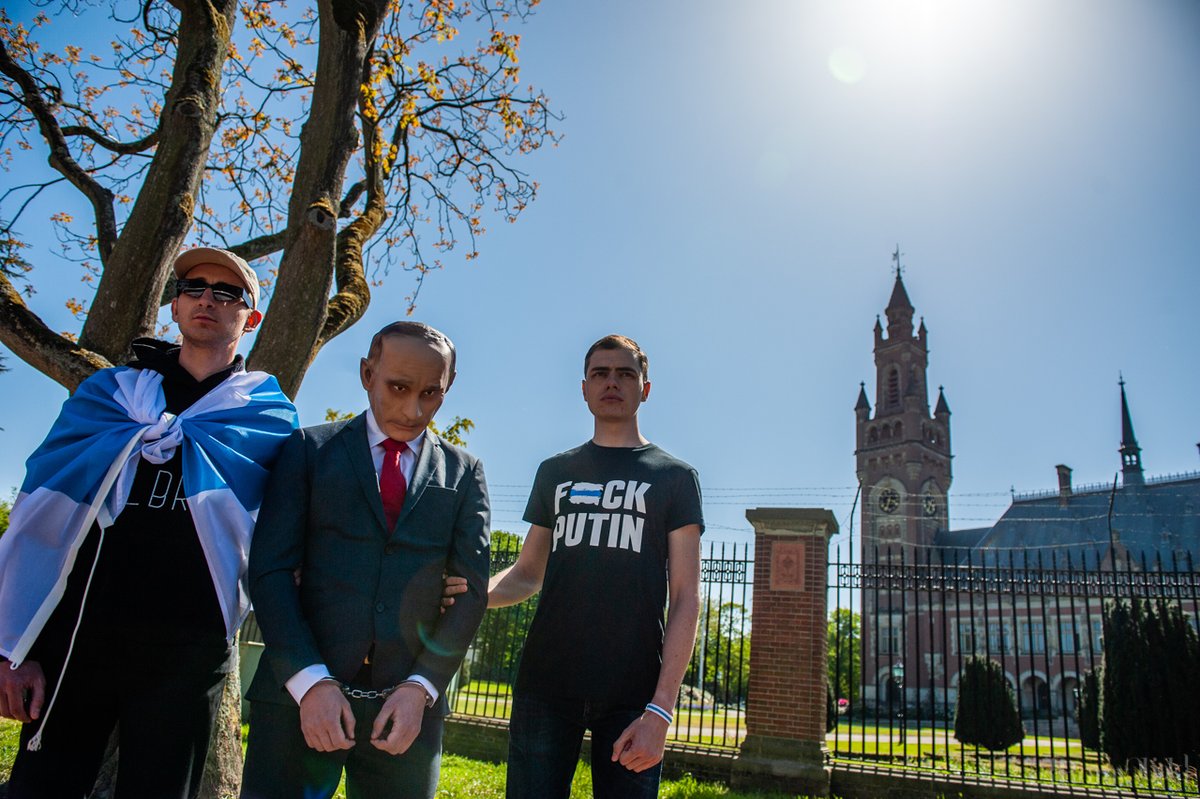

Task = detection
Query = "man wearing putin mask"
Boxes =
[241,321,490,799]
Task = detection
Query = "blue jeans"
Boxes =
[506,693,662,799]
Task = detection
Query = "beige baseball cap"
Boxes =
[172,247,260,309]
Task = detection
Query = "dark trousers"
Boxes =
[6,637,230,799]
[506,693,663,799]
[241,698,444,799]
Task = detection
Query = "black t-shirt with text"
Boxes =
[515,441,703,703]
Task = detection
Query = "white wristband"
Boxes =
[645,702,673,724]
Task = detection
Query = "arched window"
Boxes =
[868,427,879,443]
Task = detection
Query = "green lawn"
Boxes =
[0,718,799,798]
[0,718,18,784]
[453,681,748,748]
[16,716,1183,798]
[437,755,798,799]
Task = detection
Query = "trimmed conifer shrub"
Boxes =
[1100,599,1142,769]
[954,656,1024,751]
[1151,599,1200,768]
[1100,598,1200,771]
[1077,668,1101,751]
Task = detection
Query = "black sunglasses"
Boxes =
[176,278,249,306]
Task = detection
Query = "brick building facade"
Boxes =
[854,258,1200,717]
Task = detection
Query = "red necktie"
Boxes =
[380,438,408,531]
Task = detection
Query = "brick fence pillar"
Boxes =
[732,507,837,796]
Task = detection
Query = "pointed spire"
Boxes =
[887,273,914,315]
[856,382,871,413]
[884,248,915,337]
[935,385,951,416]
[1119,375,1143,486]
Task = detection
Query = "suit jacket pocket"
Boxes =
[395,485,457,549]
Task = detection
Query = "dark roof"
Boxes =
[933,527,991,562]
[887,274,914,314]
[947,474,1200,569]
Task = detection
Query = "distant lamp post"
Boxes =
[892,661,906,744]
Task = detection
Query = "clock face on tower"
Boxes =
[923,494,939,517]
[878,487,901,514]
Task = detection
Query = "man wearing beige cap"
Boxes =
[0,247,297,798]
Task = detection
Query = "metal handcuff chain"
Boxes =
[340,683,398,701]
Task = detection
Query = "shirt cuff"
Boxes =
[406,673,439,703]
[286,664,333,705]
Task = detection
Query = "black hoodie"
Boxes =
[35,340,243,660]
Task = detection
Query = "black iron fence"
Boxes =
[828,545,1200,796]
[449,538,753,751]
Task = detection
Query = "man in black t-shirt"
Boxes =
[488,334,703,799]
[0,248,297,799]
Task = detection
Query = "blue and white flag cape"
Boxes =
[0,366,298,664]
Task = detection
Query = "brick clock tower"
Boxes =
[855,255,952,560]
[854,251,952,705]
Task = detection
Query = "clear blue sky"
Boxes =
[3,0,1198,557]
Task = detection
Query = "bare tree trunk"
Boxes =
[249,0,389,397]
[78,0,238,365]
[198,650,243,799]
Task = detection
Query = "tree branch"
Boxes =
[0,272,110,391]
[228,230,287,262]
[319,87,386,348]
[60,124,160,155]
[339,180,366,217]
[0,40,119,266]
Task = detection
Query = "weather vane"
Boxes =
[892,244,905,279]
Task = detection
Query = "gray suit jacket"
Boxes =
[246,414,490,713]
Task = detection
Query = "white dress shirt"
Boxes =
[284,411,439,705]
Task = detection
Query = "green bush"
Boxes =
[953,657,1023,751]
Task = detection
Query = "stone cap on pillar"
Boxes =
[745,507,838,540]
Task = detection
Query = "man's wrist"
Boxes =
[302,677,343,701]
[287,663,334,704]
[403,673,438,705]
[644,702,674,725]
[398,679,435,708]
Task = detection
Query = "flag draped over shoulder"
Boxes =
[0,366,298,664]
